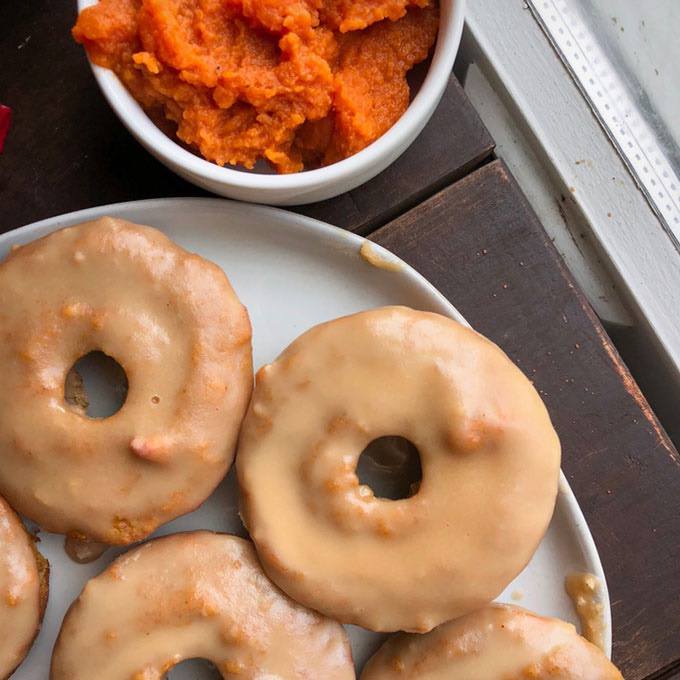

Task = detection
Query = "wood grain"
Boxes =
[373,160,680,680]
[648,661,680,680]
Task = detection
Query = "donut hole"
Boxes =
[166,659,222,678]
[64,351,128,418]
[356,436,422,500]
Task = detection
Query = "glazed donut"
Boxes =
[0,218,252,545]
[237,306,561,632]
[51,532,355,679]
[360,605,623,679]
[0,495,49,679]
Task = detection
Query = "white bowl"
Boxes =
[77,0,465,205]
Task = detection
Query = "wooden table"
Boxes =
[3,5,680,679]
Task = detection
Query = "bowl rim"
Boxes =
[76,0,466,191]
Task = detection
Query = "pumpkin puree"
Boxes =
[73,0,438,172]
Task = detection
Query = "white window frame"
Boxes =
[457,0,680,389]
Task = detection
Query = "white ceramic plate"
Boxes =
[1,198,612,678]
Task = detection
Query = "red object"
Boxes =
[0,105,12,153]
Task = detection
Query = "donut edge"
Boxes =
[3,519,50,680]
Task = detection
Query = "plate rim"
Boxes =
[0,197,613,657]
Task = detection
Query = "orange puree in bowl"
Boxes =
[73,0,438,172]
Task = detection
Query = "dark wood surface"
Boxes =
[296,75,494,234]
[3,4,680,680]
[1,2,203,233]
[374,160,680,680]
